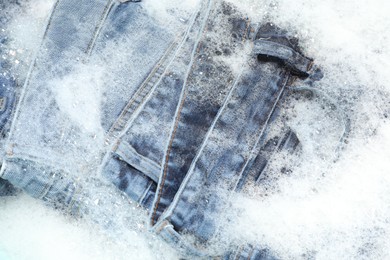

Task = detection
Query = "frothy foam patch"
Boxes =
[214,0,390,258]
[51,63,105,134]
[143,0,201,27]
[0,194,178,260]
[7,0,54,50]
[1,0,390,259]
[5,0,55,77]
[223,123,390,259]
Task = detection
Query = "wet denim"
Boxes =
[1,0,190,207]
[0,5,20,196]
[0,0,316,258]
[150,8,313,258]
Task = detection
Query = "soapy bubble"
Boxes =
[1,0,390,259]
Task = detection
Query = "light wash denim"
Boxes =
[0,3,20,196]
[0,0,321,258]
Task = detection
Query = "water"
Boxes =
[1,0,389,259]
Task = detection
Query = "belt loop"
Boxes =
[254,39,313,77]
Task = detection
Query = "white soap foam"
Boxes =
[223,123,390,259]
[215,0,390,259]
[50,63,105,134]
[4,0,55,78]
[143,0,201,26]
[1,0,390,259]
[0,194,177,260]
[7,0,54,50]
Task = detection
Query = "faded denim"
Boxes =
[0,0,320,258]
[0,4,19,196]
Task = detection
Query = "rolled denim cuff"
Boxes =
[254,39,313,77]
[0,158,81,215]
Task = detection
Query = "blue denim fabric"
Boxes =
[1,0,115,207]
[151,15,312,258]
[223,244,277,260]
[1,0,192,207]
[0,0,317,258]
[0,5,19,196]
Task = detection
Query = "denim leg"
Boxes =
[164,56,290,243]
[153,18,314,256]
[1,0,117,204]
[100,1,204,209]
[150,0,253,225]
[91,2,179,134]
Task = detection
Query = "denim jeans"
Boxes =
[0,0,317,258]
[0,4,20,196]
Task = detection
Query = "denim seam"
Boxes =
[98,10,200,181]
[139,180,153,205]
[6,0,113,157]
[3,156,83,214]
[5,0,59,147]
[40,0,60,41]
[151,7,253,227]
[157,62,290,249]
[230,71,291,191]
[5,147,74,171]
[159,71,243,223]
[98,40,183,180]
[150,0,213,226]
[99,6,205,194]
[155,16,252,224]
[106,39,182,146]
[85,0,117,56]
[115,141,160,182]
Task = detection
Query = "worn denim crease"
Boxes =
[0,0,328,259]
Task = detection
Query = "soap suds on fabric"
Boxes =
[216,0,390,259]
[0,0,390,259]
[0,194,177,260]
[50,63,105,134]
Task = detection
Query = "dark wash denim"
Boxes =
[0,0,316,258]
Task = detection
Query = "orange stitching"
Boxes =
[233,72,290,192]
[150,8,211,225]
[106,40,179,142]
[151,6,252,226]
[85,0,115,56]
[242,18,251,42]
[150,79,189,225]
